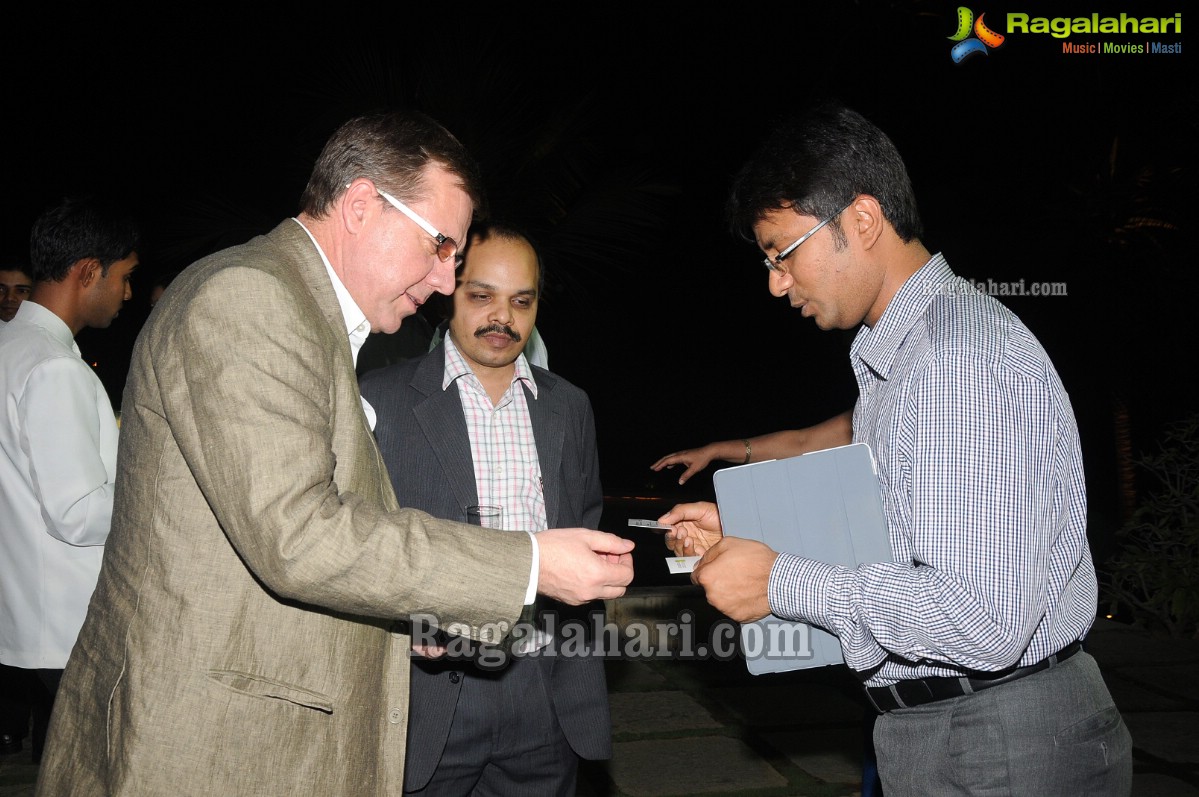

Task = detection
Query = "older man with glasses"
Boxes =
[37,110,634,797]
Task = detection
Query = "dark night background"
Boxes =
[3,3,1192,559]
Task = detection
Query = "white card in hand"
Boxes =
[666,555,701,574]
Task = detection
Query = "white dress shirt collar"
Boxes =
[441,334,539,400]
[11,300,80,356]
[291,218,371,367]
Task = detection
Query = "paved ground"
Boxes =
[3,603,1196,796]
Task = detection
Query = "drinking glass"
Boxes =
[465,504,537,652]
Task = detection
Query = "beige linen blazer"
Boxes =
[37,220,531,796]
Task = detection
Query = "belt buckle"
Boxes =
[866,680,927,712]
[868,685,896,714]
[896,677,941,708]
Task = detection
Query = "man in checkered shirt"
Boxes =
[361,221,610,796]
[662,103,1132,796]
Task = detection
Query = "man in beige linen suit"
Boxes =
[36,111,634,796]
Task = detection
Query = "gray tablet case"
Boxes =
[712,443,891,674]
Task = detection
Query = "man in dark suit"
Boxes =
[360,222,610,796]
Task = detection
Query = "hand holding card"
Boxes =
[627,519,704,574]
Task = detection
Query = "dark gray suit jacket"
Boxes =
[359,342,611,790]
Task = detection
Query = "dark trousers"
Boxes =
[405,654,577,797]
[1,663,33,741]
[0,664,60,762]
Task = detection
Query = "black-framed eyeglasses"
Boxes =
[763,200,854,274]
[377,189,461,264]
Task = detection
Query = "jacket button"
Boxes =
[449,671,461,684]
[388,708,403,724]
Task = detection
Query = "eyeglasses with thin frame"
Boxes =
[376,189,461,265]
[763,200,854,274]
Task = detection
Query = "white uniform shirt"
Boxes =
[0,301,117,668]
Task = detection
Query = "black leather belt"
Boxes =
[865,641,1083,712]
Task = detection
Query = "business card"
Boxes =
[629,518,672,531]
[666,555,702,574]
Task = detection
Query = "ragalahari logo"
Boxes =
[949,7,1006,62]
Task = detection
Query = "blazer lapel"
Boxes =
[266,221,348,343]
[526,371,565,528]
[411,347,478,518]
[265,221,395,509]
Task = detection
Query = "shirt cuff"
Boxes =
[359,396,376,431]
[524,531,539,605]
[767,553,837,628]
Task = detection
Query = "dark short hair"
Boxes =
[727,102,923,245]
[29,196,141,283]
[299,110,488,220]
[0,262,33,280]
[461,220,544,297]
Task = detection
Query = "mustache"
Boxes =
[474,324,522,343]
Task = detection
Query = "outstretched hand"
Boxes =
[536,529,635,605]
[650,443,725,485]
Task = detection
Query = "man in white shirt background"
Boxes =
[0,261,36,758]
[0,195,139,763]
[0,263,33,323]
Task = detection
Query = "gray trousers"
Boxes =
[873,651,1132,796]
